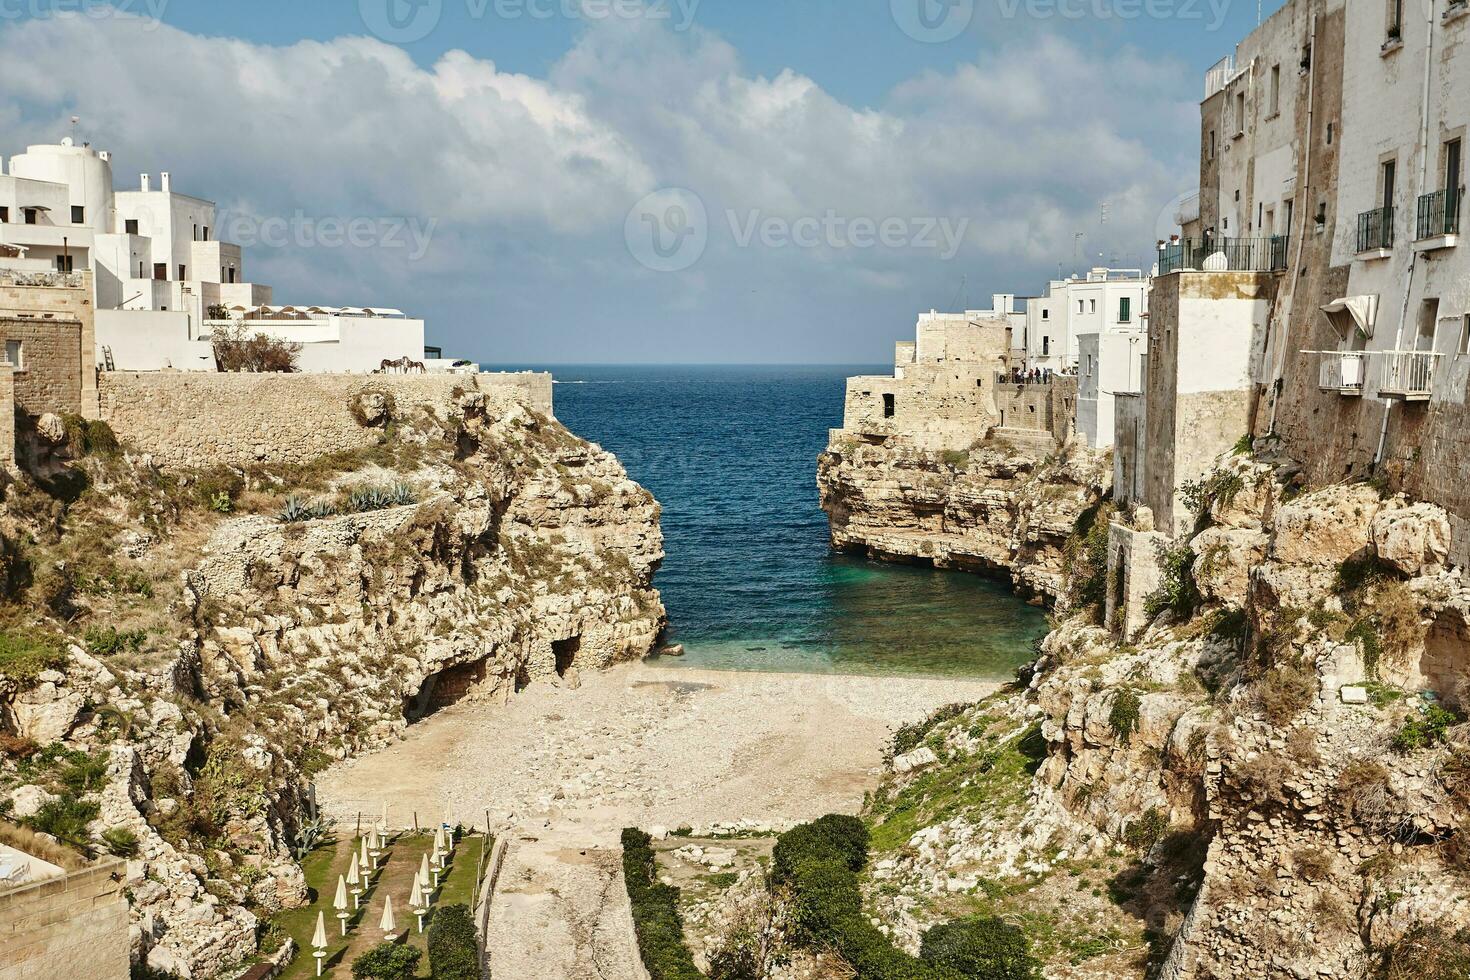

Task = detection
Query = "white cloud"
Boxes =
[0,11,1199,361]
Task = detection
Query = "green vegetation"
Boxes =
[25,798,99,849]
[920,917,1040,980]
[1393,705,1459,753]
[621,828,704,979]
[1231,433,1254,457]
[893,703,970,757]
[940,450,970,471]
[1256,664,1318,727]
[1144,544,1200,620]
[0,628,67,681]
[102,826,140,858]
[1377,926,1470,980]
[1107,689,1142,744]
[776,814,1039,979]
[84,625,148,657]
[60,415,120,456]
[351,942,421,980]
[426,903,478,980]
[1180,470,1245,523]
[1062,500,1115,612]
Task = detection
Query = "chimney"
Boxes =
[141,173,151,192]
[160,172,171,193]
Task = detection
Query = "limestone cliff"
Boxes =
[0,388,663,977]
[817,435,1112,601]
[859,454,1470,979]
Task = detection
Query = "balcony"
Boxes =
[1356,206,1394,257]
[1378,349,1442,400]
[1317,351,1367,395]
[1158,236,1291,276]
[1415,187,1462,250]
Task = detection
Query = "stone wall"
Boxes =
[0,317,82,418]
[0,860,129,980]
[1105,518,1167,642]
[0,270,97,419]
[98,371,554,469]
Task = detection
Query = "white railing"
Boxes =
[1204,56,1244,99]
[1317,352,1366,393]
[1378,350,1442,399]
[1174,192,1201,227]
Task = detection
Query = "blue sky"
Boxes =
[0,0,1286,364]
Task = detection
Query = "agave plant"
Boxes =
[289,814,334,860]
[347,482,418,513]
[305,500,339,520]
[277,496,311,523]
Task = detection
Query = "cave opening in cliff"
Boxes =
[403,658,487,723]
[554,636,581,678]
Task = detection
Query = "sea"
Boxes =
[505,364,1047,680]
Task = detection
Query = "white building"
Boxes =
[1022,268,1149,447]
[2,140,446,374]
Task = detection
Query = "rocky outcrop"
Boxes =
[0,390,663,977]
[859,460,1470,979]
[817,435,1111,601]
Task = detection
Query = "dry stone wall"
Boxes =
[97,371,553,468]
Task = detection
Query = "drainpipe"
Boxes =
[1374,0,1437,467]
[1268,11,1318,435]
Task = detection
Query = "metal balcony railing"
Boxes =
[1317,352,1366,393]
[1158,236,1291,275]
[1416,187,1463,240]
[1357,206,1394,252]
[995,371,1052,386]
[1379,350,1442,399]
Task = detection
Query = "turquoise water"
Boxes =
[518,365,1047,680]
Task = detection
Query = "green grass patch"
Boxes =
[0,628,67,682]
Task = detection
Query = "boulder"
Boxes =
[1192,526,1268,607]
[893,747,939,774]
[1270,484,1384,566]
[10,784,58,819]
[1372,502,1451,576]
[36,413,66,444]
[6,680,84,743]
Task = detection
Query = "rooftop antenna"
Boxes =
[1073,232,1085,267]
[948,273,968,313]
[69,116,79,142]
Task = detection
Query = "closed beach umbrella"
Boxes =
[311,911,328,976]
[346,853,361,907]
[333,875,349,934]
[380,893,397,937]
[359,834,370,869]
[419,853,432,890]
[433,825,446,853]
[410,875,427,933]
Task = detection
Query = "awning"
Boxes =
[1321,295,1378,340]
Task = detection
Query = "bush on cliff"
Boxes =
[621,828,704,980]
[351,943,421,980]
[1062,500,1114,612]
[774,814,1039,979]
[426,903,478,980]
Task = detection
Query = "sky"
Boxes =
[0,0,1286,364]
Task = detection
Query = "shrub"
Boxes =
[25,798,99,848]
[771,814,869,882]
[0,629,67,682]
[1338,760,1402,836]
[940,450,969,471]
[1441,751,1470,810]
[347,483,417,514]
[1292,847,1332,882]
[621,828,703,980]
[1378,926,1470,980]
[1107,688,1142,744]
[351,943,421,980]
[1257,664,1318,726]
[102,826,140,858]
[61,415,120,456]
[1123,808,1168,853]
[892,704,969,757]
[1144,544,1201,620]
[212,322,301,373]
[84,626,147,657]
[1063,500,1115,611]
[426,903,478,980]
[920,917,1039,980]
[58,751,109,793]
[1393,705,1459,753]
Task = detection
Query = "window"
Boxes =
[1208,130,1217,160]
[178,264,187,280]
[154,263,167,281]
[125,219,139,235]
[1419,299,1441,350]
[0,206,7,222]
[1086,355,1094,377]
[1119,297,1132,323]
[4,341,21,370]
[55,255,73,273]
[1382,159,1397,210]
[1235,91,1246,134]
[882,393,896,418]
[1460,314,1470,355]
[71,205,84,224]
[1041,308,1049,321]
[23,209,38,225]
[1387,0,1403,39]
[1042,336,1051,355]
[1446,137,1464,193]
[1078,299,1084,314]
[1269,64,1281,115]
[192,223,198,242]
[202,226,210,242]
[1089,299,1096,314]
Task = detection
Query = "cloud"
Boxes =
[0,11,1199,361]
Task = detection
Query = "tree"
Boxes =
[427,903,479,980]
[351,943,421,980]
[211,321,302,373]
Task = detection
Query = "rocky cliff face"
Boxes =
[817,435,1112,601]
[859,453,1470,979]
[0,391,663,977]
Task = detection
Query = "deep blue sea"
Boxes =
[505,365,1046,680]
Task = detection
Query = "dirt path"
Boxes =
[316,663,997,979]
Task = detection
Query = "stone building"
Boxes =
[0,268,99,461]
[0,855,129,980]
[839,306,1014,451]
